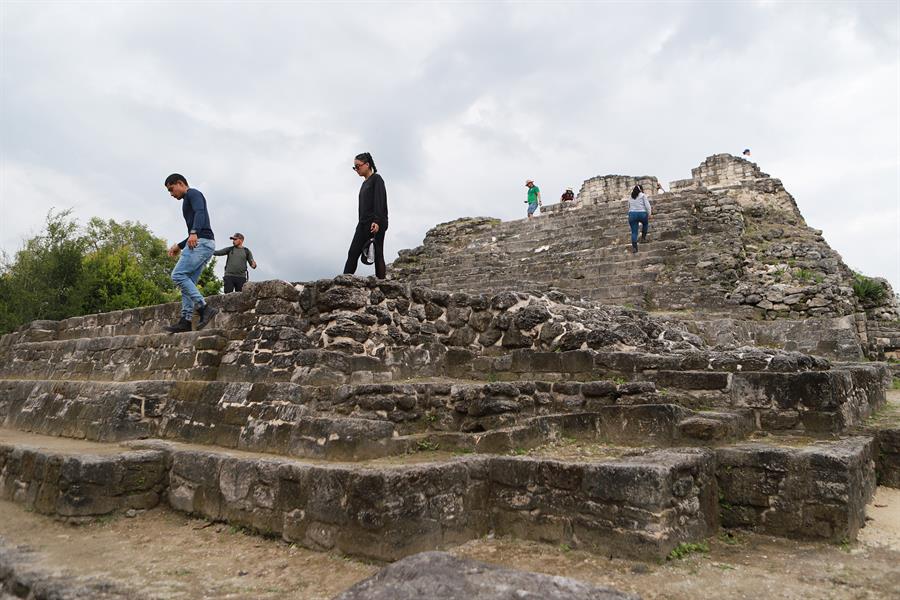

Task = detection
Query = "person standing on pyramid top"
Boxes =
[561,187,575,202]
[163,173,218,333]
[525,179,541,218]
[742,148,752,160]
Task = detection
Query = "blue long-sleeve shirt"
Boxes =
[178,188,215,249]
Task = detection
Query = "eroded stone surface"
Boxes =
[332,551,640,600]
[390,154,900,360]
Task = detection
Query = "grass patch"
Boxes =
[415,439,440,452]
[718,490,733,512]
[719,531,741,545]
[795,268,814,282]
[667,541,710,560]
[852,273,887,304]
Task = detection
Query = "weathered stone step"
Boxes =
[1,378,684,461]
[857,390,900,488]
[0,330,228,382]
[0,428,719,561]
[401,405,754,455]
[440,227,691,259]
[0,428,168,520]
[2,428,876,558]
[716,436,875,541]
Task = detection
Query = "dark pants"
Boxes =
[223,275,247,293]
[628,211,649,244]
[343,221,387,279]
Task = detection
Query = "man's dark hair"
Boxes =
[631,185,643,200]
[355,152,377,174]
[164,173,188,187]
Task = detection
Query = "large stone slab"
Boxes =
[332,551,639,600]
[716,437,875,541]
[0,433,167,519]
[153,440,718,561]
[0,539,137,599]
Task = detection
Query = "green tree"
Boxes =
[83,217,177,300]
[0,211,223,334]
[198,258,223,296]
[76,247,172,314]
[0,209,85,329]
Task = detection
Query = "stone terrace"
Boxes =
[390,154,900,361]
[0,276,896,577]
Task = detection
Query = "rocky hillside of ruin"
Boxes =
[390,154,899,359]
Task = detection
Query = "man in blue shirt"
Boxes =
[163,173,218,333]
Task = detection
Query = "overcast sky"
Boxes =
[1,1,898,292]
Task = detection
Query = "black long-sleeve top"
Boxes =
[178,188,215,249]
[358,173,388,228]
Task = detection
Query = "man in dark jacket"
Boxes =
[214,233,257,293]
[163,173,218,333]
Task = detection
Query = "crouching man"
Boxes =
[163,173,218,333]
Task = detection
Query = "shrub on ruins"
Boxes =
[852,273,887,306]
[0,211,222,334]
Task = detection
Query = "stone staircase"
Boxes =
[391,191,710,310]
[0,277,896,571]
[389,154,900,364]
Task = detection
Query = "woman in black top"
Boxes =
[343,152,389,279]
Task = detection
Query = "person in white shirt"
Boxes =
[627,185,652,253]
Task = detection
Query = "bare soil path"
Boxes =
[1,487,898,599]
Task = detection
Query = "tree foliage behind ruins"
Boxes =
[0,210,222,334]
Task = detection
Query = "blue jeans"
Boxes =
[171,238,215,320]
[628,211,649,244]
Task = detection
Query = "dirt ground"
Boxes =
[1,487,898,600]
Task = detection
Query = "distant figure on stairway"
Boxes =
[627,184,652,254]
[525,179,541,218]
[560,187,575,202]
[344,152,389,279]
[742,148,752,160]
[655,182,665,195]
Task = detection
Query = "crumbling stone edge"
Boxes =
[0,435,877,563]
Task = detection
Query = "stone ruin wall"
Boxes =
[575,175,662,206]
[390,153,900,360]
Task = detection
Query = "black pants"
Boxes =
[223,275,247,293]
[343,221,387,279]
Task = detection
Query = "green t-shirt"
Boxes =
[527,185,540,205]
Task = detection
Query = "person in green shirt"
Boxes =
[525,179,541,219]
[213,233,257,293]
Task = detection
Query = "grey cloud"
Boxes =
[1,1,897,292]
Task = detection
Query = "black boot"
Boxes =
[631,241,638,254]
[165,318,192,333]
[197,303,219,330]
[641,232,647,242]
